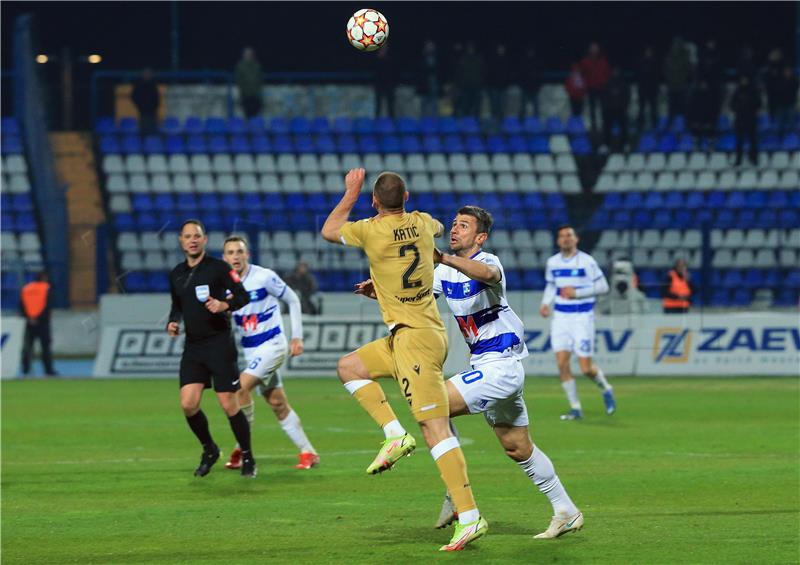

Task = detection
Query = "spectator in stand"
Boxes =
[772,65,799,135]
[663,37,693,125]
[131,68,160,136]
[518,46,542,118]
[600,67,630,152]
[454,42,485,117]
[731,74,761,167]
[635,46,660,131]
[284,262,320,315]
[487,44,510,121]
[579,42,611,131]
[697,39,724,125]
[446,42,465,115]
[661,259,694,314]
[763,49,786,124]
[235,47,264,118]
[20,272,57,376]
[374,44,396,118]
[737,45,758,81]
[418,41,441,117]
[687,80,717,143]
[564,63,587,117]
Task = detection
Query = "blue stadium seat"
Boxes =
[208,135,230,153]
[764,190,788,209]
[11,194,33,212]
[523,116,544,135]
[677,134,695,151]
[1,136,23,154]
[137,213,160,231]
[143,135,164,154]
[774,289,799,306]
[637,133,658,152]
[295,135,314,153]
[571,136,592,154]
[175,194,198,211]
[588,209,611,229]
[95,117,116,135]
[738,209,756,228]
[706,191,726,209]
[272,135,294,153]
[501,117,522,135]
[760,133,780,151]
[354,118,375,135]
[148,272,171,292]
[252,135,271,153]
[227,117,247,134]
[708,288,730,306]
[622,192,643,210]
[745,191,767,208]
[205,117,227,134]
[118,117,138,134]
[685,192,705,209]
[186,135,207,154]
[314,135,336,153]
[121,135,142,154]
[437,117,459,134]
[335,135,357,153]
[396,117,418,134]
[184,117,204,135]
[290,117,311,135]
[310,117,330,135]
[673,209,693,229]
[198,193,221,210]
[443,135,464,153]
[730,288,752,306]
[631,210,652,229]
[1,213,14,231]
[419,118,437,135]
[652,211,673,229]
[458,117,480,135]
[527,135,550,154]
[219,192,241,210]
[464,136,485,153]
[717,115,732,132]
[248,116,267,133]
[487,135,508,154]
[663,192,684,209]
[714,209,736,228]
[507,135,526,153]
[725,192,746,209]
[400,136,421,153]
[779,209,799,228]
[332,117,353,135]
[132,194,154,212]
[270,117,290,134]
[100,136,120,154]
[165,135,186,154]
[204,214,225,231]
[658,133,678,153]
[230,135,252,154]
[522,269,546,289]
[742,269,765,289]
[422,135,442,153]
[504,269,522,290]
[546,116,565,134]
[669,115,686,133]
[378,135,400,153]
[374,117,395,134]
[123,272,149,292]
[566,116,586,136]
[152,194,175,211]
[782,132,800,151]
[604,193,623,209]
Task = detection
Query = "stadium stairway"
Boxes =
[51,132,107,307]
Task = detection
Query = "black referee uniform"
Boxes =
[168,253,255,477]
[168,254,250,391]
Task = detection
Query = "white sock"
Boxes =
[561,379,582,410]
[278,409,315,454]
[459,508,480,525]
[241,401,255,425]
[592,367,612,392]
[382,419,406,439]
[517,446,579,517]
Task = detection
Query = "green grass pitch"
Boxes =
[2,376,798,564]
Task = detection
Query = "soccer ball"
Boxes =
[346,9,389,52]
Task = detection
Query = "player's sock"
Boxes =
[227,410,252,454]
[592,367,612,392]
[517,446,579,517]
[344,379,398,429]
[186,410,214,447]
[561,379,582,410]
[279,409,316,453]
[382,419,406,439]
[241,400,255,425]
[430,436,479,525]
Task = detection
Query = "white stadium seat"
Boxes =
[384,154,405,174]
[490,154,512,173]
[125,154,146,174]
[469,154,491,173]
[255,154,276,174]
[168,154,190,174]
[146,154,168,174]
[319,154,341,174]
[427,153,448,174]
[511,154,534,173]
[447,153,469,173]
[298,154,320,174]
[233,154,256,174]
[276,155,298,174]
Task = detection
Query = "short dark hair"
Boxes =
[373,172,406,210]
[457,206,493,235]
[556,224,576,236]
[180,219,206,234]
[223,234,249,249]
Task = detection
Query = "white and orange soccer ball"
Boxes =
[346,9,389,52]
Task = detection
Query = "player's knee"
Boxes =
[336,355,359,383]
[180,398,200,415]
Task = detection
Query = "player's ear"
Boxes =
[403,191,409,202]
[476,232,488,246]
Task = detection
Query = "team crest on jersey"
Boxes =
[194,285,210,302]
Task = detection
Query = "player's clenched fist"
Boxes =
[167,321,180,336]
[205,297,229,314]
[344,168,365,195]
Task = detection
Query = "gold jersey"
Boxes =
[340,211,445,332]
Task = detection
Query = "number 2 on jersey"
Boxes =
[399,244,422,289]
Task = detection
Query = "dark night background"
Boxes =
[2,2,797,72]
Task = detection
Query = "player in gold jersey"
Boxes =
[321,169,487,551]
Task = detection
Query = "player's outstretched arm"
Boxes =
[321,168,365,243]
[437,251,501,285]
[279,285,305,354]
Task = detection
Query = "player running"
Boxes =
[355,206,583,539]
[540,225,616,420]
[321,169,487,552]
[221,236,320,472]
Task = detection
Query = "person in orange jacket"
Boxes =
[662,259,695,314]
[19,271,57,376]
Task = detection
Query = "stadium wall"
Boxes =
[91,295,799,379]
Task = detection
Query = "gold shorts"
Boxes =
[356,326,449,421]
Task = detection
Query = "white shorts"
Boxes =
[449,357,529,428]
[551,315,595,358]
[242,336,287,392]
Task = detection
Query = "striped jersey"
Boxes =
[544,250,607,316]
[232,264,288,349]
[433,250,528,365]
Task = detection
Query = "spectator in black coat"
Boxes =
[374,44,396,118]
[418,41,440,117]
[697,39,724,126]
[454,42,485,117]
[131,68,160,135]
[601,67,630,151]
[687,80,717,142]
[772,66,799,135]
[636,46,660,130]
[731,75,761,166]
[487,44,510,121]
[763,49,786,123]
[518,46,542,118]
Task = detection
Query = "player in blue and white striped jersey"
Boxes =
[221,235,320,472]
[540,225,616,421]
[358,206,583,539]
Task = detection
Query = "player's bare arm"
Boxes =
[321,168,365,243]
[437,250,502,285]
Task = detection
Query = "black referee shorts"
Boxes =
[179,334,241,393]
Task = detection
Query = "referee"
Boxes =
[166,219,256,477]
